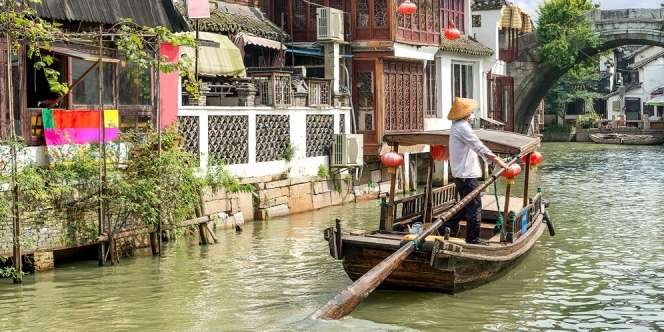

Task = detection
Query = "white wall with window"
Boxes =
[426,53,488,131]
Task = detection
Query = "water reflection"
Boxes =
[0,143,663,331]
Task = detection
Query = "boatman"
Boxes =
[443,98,508,245]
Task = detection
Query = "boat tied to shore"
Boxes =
[590,133,664,145]
[314,129,555,320]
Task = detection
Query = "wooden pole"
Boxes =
[423,157,434,224]
[312,159,519,320]
[155,37,162,256]
[6,34,22,283]
[97,27,107,266]
[523,153,531,207]
[502,182,512,243]
[385,144,399,231]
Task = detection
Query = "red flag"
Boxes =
[187,0,210,18]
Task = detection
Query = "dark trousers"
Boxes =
[440,178,482,243]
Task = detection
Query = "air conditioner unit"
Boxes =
[331,134,363,167]
[317,7,344,41]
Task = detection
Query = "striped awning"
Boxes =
[499,5,533,32]
[182,32,246,77]
[236,32,285,50]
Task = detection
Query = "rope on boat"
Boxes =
[493,180,504,234]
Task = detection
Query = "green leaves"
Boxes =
[537,0,600,70]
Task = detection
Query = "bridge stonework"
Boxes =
[509,8,664,133]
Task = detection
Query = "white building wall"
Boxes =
[640,58,664,101]
[473,9,503,76]
[431,52,489,131]
[178,106,351,179]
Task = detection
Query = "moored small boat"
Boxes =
[590,133,664,145]
[324,130,553,295]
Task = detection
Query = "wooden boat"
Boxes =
[590,133,664,145]
[324,130,553,294]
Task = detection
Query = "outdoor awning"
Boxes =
[48,45,121,63]
[499,5,533,32]
[182,31,246,77]
[286,46,323,57]
[646,96,664,106]
[237,32,285,50]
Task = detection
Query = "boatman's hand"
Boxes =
[488,155,508,169]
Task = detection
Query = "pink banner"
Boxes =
[187,0,210,18]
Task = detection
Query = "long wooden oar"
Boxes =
[311,159,518,320]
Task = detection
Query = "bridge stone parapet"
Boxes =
[508,8,664,133]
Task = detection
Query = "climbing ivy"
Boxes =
[537,0,600,70]
[0,0,68,95]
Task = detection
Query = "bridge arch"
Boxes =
[510,8,664,133]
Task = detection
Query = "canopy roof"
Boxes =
[181,32,246,77]
[383,130,540,155]
[33,0,189,32]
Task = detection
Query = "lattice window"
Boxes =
[339,114,345,134]
[306,114,334,157]
[208,115,249,165]
[374,0,387,27]
[294,0,306,30]
[441,0,465,33]
[358,0,369,27]
[177,116,200,159]
[426,61,437,117]
[357,71,374,131]
[256,115,290,162]
[308,79,331,106]
[384,61,425,132]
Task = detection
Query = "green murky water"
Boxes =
[1,143,664,331]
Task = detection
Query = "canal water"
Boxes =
[1,143,664,331]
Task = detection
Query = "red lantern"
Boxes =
[381,151,404,174]
[430,145,449,161]
[520,151,544,168]
[444,23,461,40]
[398,0,417,15]
[501,164,522,185]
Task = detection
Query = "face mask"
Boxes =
[468,113,476,122]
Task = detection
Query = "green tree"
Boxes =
[544,62,603,118]
[537,0,600,70]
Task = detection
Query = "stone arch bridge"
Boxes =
[509,8,664,133]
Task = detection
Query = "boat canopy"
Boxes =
[383,129,540,156]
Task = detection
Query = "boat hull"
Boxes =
[590,134,664,145]
[338,216,546,293]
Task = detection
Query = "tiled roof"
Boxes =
[472,0,509,11]
[194,2,288,42]
[604,83,642,98]
[628,50,664,70]
[33,0,189,32]
[440,37,494,56]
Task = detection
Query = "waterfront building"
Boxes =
[472,0,533,132]
[604,46,664,127]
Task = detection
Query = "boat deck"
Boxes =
[481,194,525,220]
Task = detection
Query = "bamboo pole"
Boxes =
[155,37,163,256]
[312,158,519,320]
[97,27,107,266]
[6,34,22,283]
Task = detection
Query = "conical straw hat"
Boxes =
[447,97,478,121]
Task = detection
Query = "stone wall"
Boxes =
[201,175,356,223]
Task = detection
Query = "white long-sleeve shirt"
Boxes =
[449,120,496,179]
